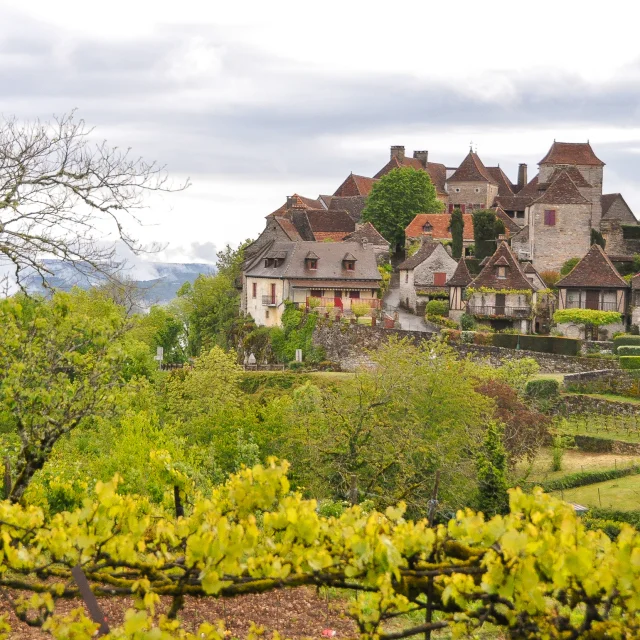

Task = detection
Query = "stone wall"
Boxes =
[313,323,619,373]
[554,393,640,418]
[446,182,498,210]
[563,369,638,396]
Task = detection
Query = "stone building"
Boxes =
[465,241,535,333]
[242,241,382,327]
[445,150,500,212]
[342,222,390,265]
[447,258,474,323]
[404,213,474,252]
[600,193,639,256]
[397,241,458,313]
[555,244,628,338]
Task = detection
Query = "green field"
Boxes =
[551,472,640,510]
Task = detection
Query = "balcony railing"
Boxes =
[262,295,278,306]
[565,301,618,311]
[467,305,531,318]
[306,297,382,312]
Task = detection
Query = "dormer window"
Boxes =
[309,259,317,270]
[305,251,319,270]
[265,250,287,268]
[343,252,357,271]
[423,222,433,233]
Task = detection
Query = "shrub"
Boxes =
[540,270,561,287]
[460,313,476,330]
[491,334,580,356]
[308,296,321,309]
[440,328,461,343]
[560,257,580,276]
[461,331,475,344]
[426,299,449,317]
[617,346,640,356]
[473,332,493,346]
[620,356,640,370]
[288,361,305,371]
[351,302,372,318]
[554,308,622,331]
[426,314,458,329]
[613,334,640,353]
[525,378,560,399]
[537,466,640,493]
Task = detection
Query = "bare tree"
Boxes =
[0,111,189,291]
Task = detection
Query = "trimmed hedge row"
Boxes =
[492,333,581,356]
[587,507,640,529]
[620,356,640,370]
[617,345,640,356]
[525,378,560,399]
[537,466,640,493]
[613,335,640,354]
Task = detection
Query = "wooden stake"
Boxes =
[71,566,109,636]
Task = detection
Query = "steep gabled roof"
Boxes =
[532,171,591,205]
[447,258,474,287]
[486,166,515,196]
[601,193,637,222]
[544,166,592,188]
[343,222,390,246]
[397,241,441,270]
[539,141,605,166]
[305,209,355,233]
[275,216,302,241]
[522,262,546,291]
[516,174,541,198]
[405,213,474,241]
[494,206,521,234]
[556,244,628,289]
[631,273,640,291]
[447,151,497,184]
[333,173,378,197]
[373,156,448,195]
[328,195,367,222]
[468,241,534,290]
[268,193,325,218]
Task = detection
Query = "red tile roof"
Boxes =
[268,193,325,217]
[447,151,497,184]
[556,244,628,289]
[373,156,448,195]
[494,206,520,234]
[533,171,591,205]
[486,167,515,196]
[405,213,474,241]
[333,173,377,197]
[544,166,591,188]
[539,141,605,166]
[516,174,541,198]
[275,217,302,241]
[469,241,534,291]
[313,232,352,242]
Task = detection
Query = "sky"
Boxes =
[3,0,640,265]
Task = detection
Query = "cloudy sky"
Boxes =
[3,0,640,264]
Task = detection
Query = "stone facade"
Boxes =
[446,181,499,211]
[600,194,638,255]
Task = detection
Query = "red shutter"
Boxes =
[252,283,257,298]
[434,272,447,286]
[460,204,466,214]
[448,203,454,214]
[544,209,556,226]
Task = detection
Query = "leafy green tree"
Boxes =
[362,167,443,250]
[472,209,500,261]
[0,290,133,502]
[553,308,622,338]
[131,305,186,363]
[450,207,464,259]
[560,257,581,276]
[475,422,509,517]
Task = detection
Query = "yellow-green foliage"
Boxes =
[2,460,640,639]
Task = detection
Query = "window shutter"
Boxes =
[544,209,556,226]
[252,283,257,298]
[434,272,447,286]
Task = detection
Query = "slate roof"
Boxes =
[343,222,390,246]
[328,195,367,222]
[468,241,534,291]
[511,225,529,242]
[405,213,474,241]
[556,244,628,289]
[601,193,637,221]
[333,173,377,197]
[539,141,605,166]
[373,156,448,196]
[397,241,441,270]
[486,167,515,196]
[543,166,591,188]
[245,241,381,283]
[447,151,497,184]
[447,258,474,287]
[631,273,640,290]
[532,171,591,205]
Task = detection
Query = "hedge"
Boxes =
[492,333,580,356]
[614,335,640,353]
[587,507,640,529]
[620,356,640,370]
[537,466,640,493]
[525,378,560,399]
[617,345,640,356]
[425,299,449,317]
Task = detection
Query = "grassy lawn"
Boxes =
[515,448,640,484]
[551,472,640,510]
[532,373,565,383]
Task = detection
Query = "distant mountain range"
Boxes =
[25,259,216,307]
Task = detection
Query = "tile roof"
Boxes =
[343,222,390,246]
[556,244,628,289]
[405,213,474,241]
[373,156,448,195]
[328,195,367,222]
[544,166,591,188]
[516,174,541,198]
[512,224,529,242]
[539,141,605,166]
[631,273,640,290]
[447,151,497,184]
[447,258,474,287]
[245,241,382,283]
[305,208,355,233]
[333,173,378,197]
[290,280,381,289]
[493,195,533,212]
[486,167,515,196]
[313,232,352,242]
[275,217,302,241]
[268,193,325,217]
[532,171,591,205]
[397,241,441,270]
[494,206,521,234]
[469,241,534,291]
[601,193,637,221]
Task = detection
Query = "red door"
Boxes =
[334,290,343,309]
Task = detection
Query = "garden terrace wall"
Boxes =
[552,394,640,418]
[312,324,620,373]
[572,435,640,455]
[564,370,640,397]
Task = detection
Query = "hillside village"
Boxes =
[240,140,640,340]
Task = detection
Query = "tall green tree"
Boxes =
[475,421,509,517]
[362,167,443,251]
[472,209,500,261]
[450,207,464,259]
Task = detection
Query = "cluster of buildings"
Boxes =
[240,140,640,338]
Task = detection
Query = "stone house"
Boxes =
[600,193,639,256]
[342,222,390,265]
[445,150,500,212]
[404,213,474,252]
[242,241,382,327]
[397,241,458,313]
[555,244,629,339]
[447,258,474,323]
[465,241,536,333]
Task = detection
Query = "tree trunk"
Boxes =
[348,474,358,506]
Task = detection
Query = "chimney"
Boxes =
[390,145,405,161]
[413,150,429,168]
[517,163,528,191]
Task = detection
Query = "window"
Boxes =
[252,283,257,298]
[566,290,581,308]
[265,310,269,318]
[474,188,480,193]
[308,259,317,270]
[544,209,556,226]
[497,266,506,279]
[335,290,343,298]
[516,211,525,219]
[349,291,360,299]
[473,204,481,210]
[264,258,271,267]
[405,271,409,283]
[506,211,515,218]
[345,261,355,271]
[448,203,455,213]
[310,290,322,298]
[454,188,460,193]
[459,204,466,213]
[423,222,433,233]
[434,272,447,286]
